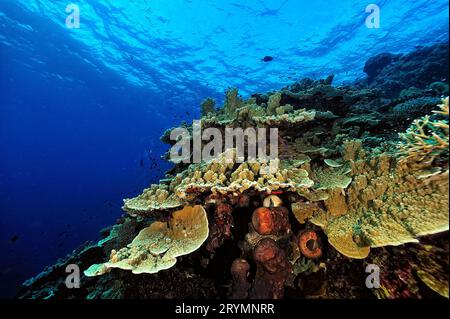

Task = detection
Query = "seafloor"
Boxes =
[17,43,449,300]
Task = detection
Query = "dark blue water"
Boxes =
[0,0,448,298]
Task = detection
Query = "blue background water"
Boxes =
[0,0,448,298]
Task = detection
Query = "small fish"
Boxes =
[262,56,274,62]
[140,159,144,167]
[10,235,19,243]
[57,231,68,238]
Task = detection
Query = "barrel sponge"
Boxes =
[84,205,209,276]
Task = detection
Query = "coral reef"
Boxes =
[358,43,449,98]
[17,44,449,300]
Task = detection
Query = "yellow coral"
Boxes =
[85,205,209,276]
[311,150,449,258]
[291,201,320,224]
[254,109,315,126]
[398,97,449,162]
[267,92,282,115]
[123,184,183,216]
[125,149,316,217]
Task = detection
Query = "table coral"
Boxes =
[85,205,208,276]
[311,140,448,258]
[124,149,315,217]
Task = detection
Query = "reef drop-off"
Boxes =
[17,43,449,300]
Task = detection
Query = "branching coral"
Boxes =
[201,98,216,116]
[223,88,244,116]
[398,97,449,162]
[253,108,315,126]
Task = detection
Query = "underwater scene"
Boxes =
[0,0,449,303]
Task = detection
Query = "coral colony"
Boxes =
[84,93,449,297]
[18,44,449,299]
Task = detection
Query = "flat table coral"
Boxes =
[85,205,209,276]
[311,145,448,258]
[123,149,316,217]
